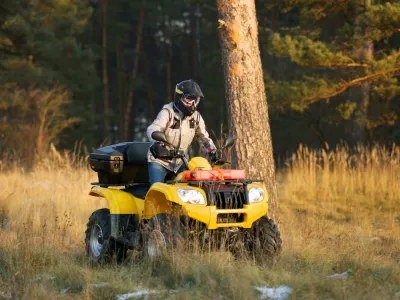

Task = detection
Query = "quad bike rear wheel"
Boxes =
[248,216,282,263]
[85,208,127,265]
[142,213,185,258]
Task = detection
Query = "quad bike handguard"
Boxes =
[208,157,231,166]
[207,135,235,166]
[207,148,232,167]
[150,131,190,168]
[150,143,187,160]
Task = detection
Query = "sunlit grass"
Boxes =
[0,145,399,299]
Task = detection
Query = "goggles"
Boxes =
[182,94,200,107]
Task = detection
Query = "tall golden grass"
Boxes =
[0,145,399,299]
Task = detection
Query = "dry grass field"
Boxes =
[0,145,399,299]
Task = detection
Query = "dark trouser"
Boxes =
[148,162,187,185]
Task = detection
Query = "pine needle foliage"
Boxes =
[263,0,400,143]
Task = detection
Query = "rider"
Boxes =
[147,79,216,184]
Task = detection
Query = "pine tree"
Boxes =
[0,0,98,161]
[217,0,279,218]
[263,1,400,145]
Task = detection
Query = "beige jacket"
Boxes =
[147,103,216,172]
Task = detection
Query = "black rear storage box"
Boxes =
[90,142,151,185]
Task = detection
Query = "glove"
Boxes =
[208,149,219,163]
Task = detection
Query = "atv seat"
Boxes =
[125,142,150,165]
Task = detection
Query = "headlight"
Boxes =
[176,189,205,205]
[248,187,265,203]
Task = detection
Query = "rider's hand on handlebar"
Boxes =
[208,149,219,163]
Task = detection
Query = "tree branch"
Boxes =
[329,62,369,68]
[304,67,400,103]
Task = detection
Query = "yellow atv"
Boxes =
[86,133,281,264]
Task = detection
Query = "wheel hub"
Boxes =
[90,224,104,257]
[147,230,166,257]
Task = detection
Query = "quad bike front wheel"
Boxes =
[142,213,185,258]
[248,216,282,263]
[85,208,127,265]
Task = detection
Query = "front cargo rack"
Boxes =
[93,179,264,187]
[166,179,264,184]
[91,182,145,187]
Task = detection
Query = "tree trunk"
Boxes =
[166,41,173,102]
[102,0,110,143]
[116,38,125,143]
[123,8,145,141]
[144,54,156,120]
[36,107,47,161]
[195,4,202,85]
[189,8,198,80]
[350,0,373,145]
[216,0,278,220]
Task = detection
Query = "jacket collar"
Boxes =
[173,103,193,120]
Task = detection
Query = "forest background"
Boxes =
[1,0,400,167]
[0,1,399,299]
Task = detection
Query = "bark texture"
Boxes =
[216,0,278,219]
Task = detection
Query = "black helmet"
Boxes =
[173,79,203,117]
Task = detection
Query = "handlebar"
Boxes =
[152,131,234,168]
[157,143,229,167]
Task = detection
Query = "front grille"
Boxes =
[208,186,246,209]
[217,213,244,223]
